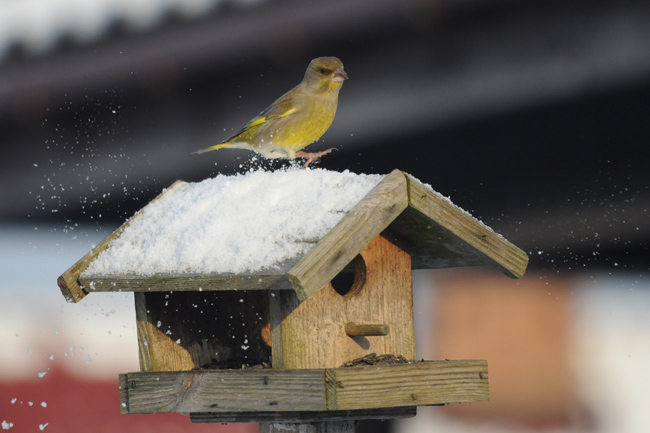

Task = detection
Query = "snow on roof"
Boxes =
[83,168,384,276]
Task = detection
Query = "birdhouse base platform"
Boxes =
[119,359,488,424]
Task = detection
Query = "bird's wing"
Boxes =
[193,87,306,154]
[227,98,299,142]
[248,105,297,129]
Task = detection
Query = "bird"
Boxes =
[193,57,348,167]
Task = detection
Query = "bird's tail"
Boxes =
[192,142,233,154]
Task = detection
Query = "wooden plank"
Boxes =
[135,292,155,371]
[120,369,327,414]
[268,289,285,369]
[332,360,489,409]
[57,180,187,303]
[119,360,487,415]
[278,233,416,369]
[288,169,409,301]
[80,273,292,294]
[403,174,528,279]
[190,407,416,423]
[119,374,129,414]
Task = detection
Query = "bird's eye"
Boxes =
[319,68,329,74]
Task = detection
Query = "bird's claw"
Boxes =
[296,148,337,167]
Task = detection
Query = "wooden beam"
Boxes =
[80,273,291,294]
[120,369,327,414]
[57,180,186,303]
[331,361,488,410]
[191,407,416,423]
[288,169,408,301]
[119,360,488,415]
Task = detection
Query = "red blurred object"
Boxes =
[0,367,257,433]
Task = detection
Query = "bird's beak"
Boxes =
[332,68,348,82]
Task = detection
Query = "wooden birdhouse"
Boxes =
[57,169,528,429]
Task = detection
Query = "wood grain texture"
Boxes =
[191,407,416,423]
[276,233,415,369]
[80,273,292,294]
[121,369,327,413]
[403,174,529,278]
[119,374,129,414]
[135,292,155,371]
[57,180,186,303]
[268,289,285,369]
[287,169,408,301]
[119,360,487,415]
[332,360,489,409]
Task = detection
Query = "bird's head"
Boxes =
[303,57,348,93]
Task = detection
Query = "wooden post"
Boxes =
[260,421,355,433]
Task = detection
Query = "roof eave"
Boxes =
[288,170,528,301]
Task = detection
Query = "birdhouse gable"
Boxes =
[287,170,528,300]
[58,169,528,303]
[275,231,416,369]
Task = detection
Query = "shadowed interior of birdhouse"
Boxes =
[330,254,367,297]
[135,291,272,371]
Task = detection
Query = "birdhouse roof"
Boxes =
[58,169,528,303]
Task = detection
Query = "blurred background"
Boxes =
[1,0,649,432]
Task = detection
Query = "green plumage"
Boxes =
[194,57,348,166]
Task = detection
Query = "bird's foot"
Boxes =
[296,148,337,167]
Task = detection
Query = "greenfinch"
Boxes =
[194,57,348,167]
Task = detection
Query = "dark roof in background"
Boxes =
[2,0,649,274]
